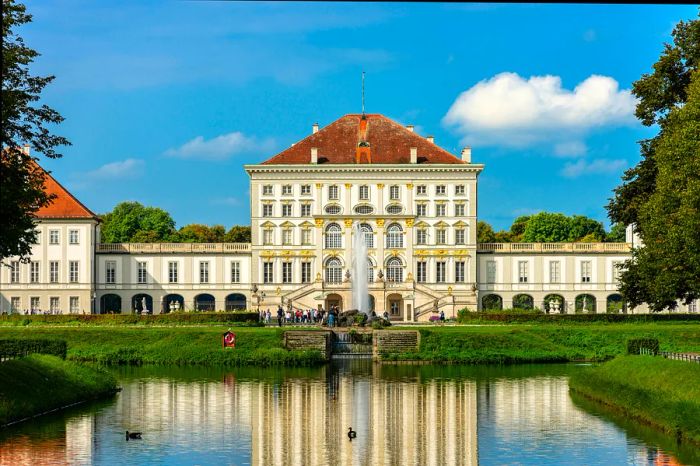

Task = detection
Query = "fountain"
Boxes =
[351,222,370,316]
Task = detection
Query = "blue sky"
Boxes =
[23,1,697,231]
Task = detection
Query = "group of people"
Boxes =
[260,305,392,327]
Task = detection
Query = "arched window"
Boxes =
[386,223,403,248]
[325,258,343,284]
[360,223,374,248]
[367,257,375,283]
[386,257,403,283]
[325,223,342,249]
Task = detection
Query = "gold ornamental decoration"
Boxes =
[377,183,384,189]
[344,218,353,228]
[405,218,414,228]
[315,183,323,188]
[345,183,352,189]
[376,218,385,227]
[315,218,324,228]
[406,183,414,190]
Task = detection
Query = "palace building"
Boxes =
[1,114,697,318]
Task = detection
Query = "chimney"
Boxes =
[406,125,414,132]
[22,144,30,155]
[312,123,319,134]
[311,147,318,164]
[427,136,434,144]
[461,146,472,163]
[410,147,418,164]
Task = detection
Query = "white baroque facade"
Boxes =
[1,115,697,319]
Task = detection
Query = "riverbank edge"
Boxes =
[568,356,700,446]
[0,354,119,427]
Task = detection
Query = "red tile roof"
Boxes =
[34,163,97,220]
[262,114,465,165]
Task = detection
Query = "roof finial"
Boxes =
[361,71,365,117]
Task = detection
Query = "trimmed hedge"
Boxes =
[0,339,67,359]
[0,312,261,327]
[457,309,700,324]
[627,338,660,355]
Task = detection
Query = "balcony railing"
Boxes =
[477,242,631,253]
[96,243,251,254]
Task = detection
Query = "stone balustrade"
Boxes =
[477,242,631,253]
[96,243,251,254]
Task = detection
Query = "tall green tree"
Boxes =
[568,215,605,242]
[476,221,496,243]
[521,212,572,242]
[224,225,251,243]
[605,223,627,243]
[617,69,700,311]
[100,202,176,243]
[1,0,70,261]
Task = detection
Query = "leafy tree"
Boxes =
[100,202,176,243]
[568,215,605,242]
[175,224,226,243]
[493,230,514,242]
[617,69,700,311]
[1,0,70,261]
[521,212,572,242]
[605,223,627,243]
[225,225,251,243]
[477,221,496,243]
[509,215,530,241]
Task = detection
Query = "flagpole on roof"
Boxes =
[362,71,365,117]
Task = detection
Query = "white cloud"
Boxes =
[164,132,276,160]
[554,141,587,157]
[442,72,637,150]
[86,158,145,179]
[561,158,626,178]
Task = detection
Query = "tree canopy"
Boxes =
[477,213,619,243]
[1,0,70,261]
[607,14,700,311]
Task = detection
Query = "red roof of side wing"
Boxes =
[261,114,465,165]
[34,163,97,219]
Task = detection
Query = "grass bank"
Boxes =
[0,327,325,366]
[384,324,700,363]
[569,356,700,445]
[0,354,118,426]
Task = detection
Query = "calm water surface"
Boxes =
[1,362,698,465]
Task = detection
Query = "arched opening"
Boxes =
[543,294,565,314]
[481,294,503,311]
[162,294,184,313]
[360,223,374,248]
[606,294,626,314]
[575,294,597,313]
[325,223,342,249]
[368,294,376,312]
[325,293,343,312]
[132,294,153,314]
[512,294,534,310]
[367,257,376,283]
[325,257,343,284]
[100,294,121,314]
[387,293,403,319]
[386,223,403,248]
[386,257,403,283]
[225,293,247,311]
[195,293,216,312]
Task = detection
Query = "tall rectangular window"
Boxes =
[231,261,240,283]
[137,261,147,284]
[436,229,447,245]
[262,204,273,217]
[282,204,292,217]
[486,261,497,283]
[10,261,20,283]
[30,261,40,283]
[416,261,427,283]
[301,204,311,217]
[31,297,40,312]
[359,185,369,200]
[455,261,465,283]
[282,185,292,195]
[300,184,311,195]
[389,185,400,200]
[518,261,528,283]
[262,185,273,195]
[301,262,312,284]
[50,297,60,313]
[106,261,116,284]
[263,229,273,245]
[69,260,79,283]
[435,185,446,196]
[70,297,79,313]
[49,229,59,245]
[302,228,312,245]
[416,203,427,216]
[11,297,20,312]
[455,228,466,245]
[455,203,466,216]
[199,261,209,284]
[435,204,446,217]
[455,185,466,195]
[49,261,59,283]
[283,229,292,245]
[416,229,428,245]
[549,261,561,283]
[282,262,292,283]
[581,261,592,283]
[263,262,274,284]
[168,261,179,283]
[69,229,79,244]
[417,185,427,196]
[436,261,446,283]
[328,185,339,200]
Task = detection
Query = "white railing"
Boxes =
[97,243,251,254]
[477,243,631,253]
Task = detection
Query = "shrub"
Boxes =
[0,312,261,326]
[0,339,67,359]
[627,338,660,355]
